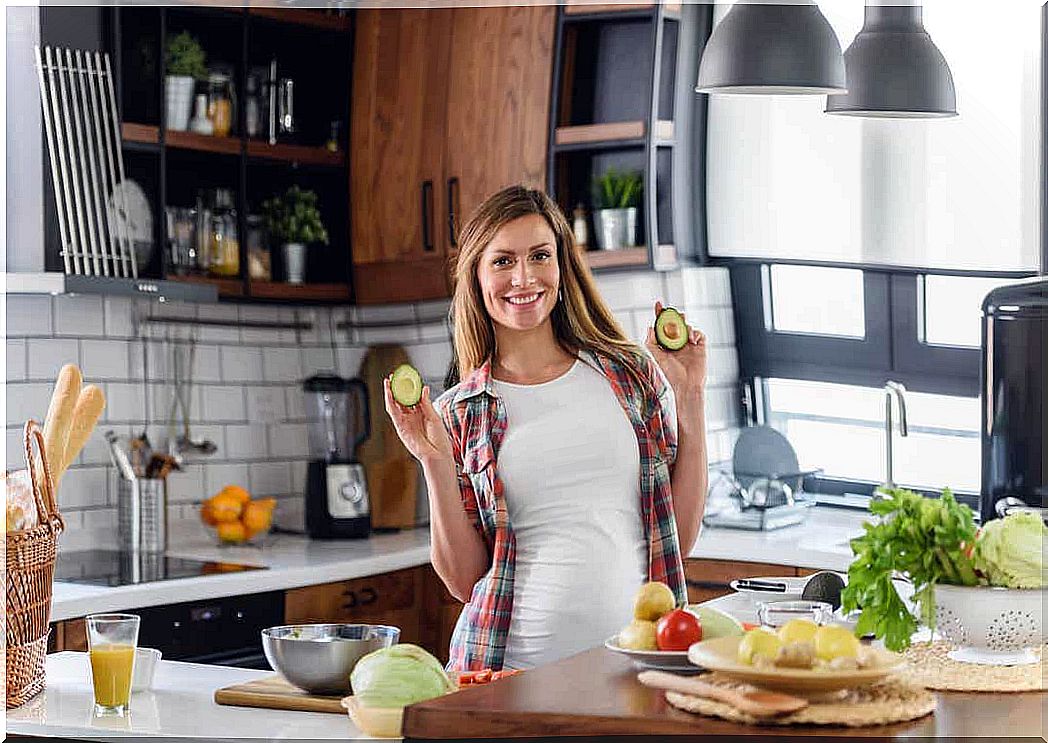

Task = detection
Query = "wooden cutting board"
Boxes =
[358,344,420,530]
[214,674,345,714]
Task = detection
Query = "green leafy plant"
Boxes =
[592,169,643,210]
[165,32,207,81]
[841,487,979,651]
[262,186,329,246]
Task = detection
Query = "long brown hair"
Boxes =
[449,185,647,390]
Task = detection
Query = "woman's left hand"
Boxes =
[645,301,707,401]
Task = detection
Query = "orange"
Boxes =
[216,521,247,544]
[200,501,219,527]
[208,494,243,524]
[219,485,251,505]
[241,501,273,538]
[254,497,277,512]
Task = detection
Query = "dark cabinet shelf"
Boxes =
[554,120,674,149]
[122,122,159,145]
[248,280,352,302]
[165,129,242,157]
[247,7,351,32]
[246,140,345,168]
[167,274,245,298]
[584,247,650,270]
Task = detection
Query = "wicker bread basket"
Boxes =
[5,420,65,708]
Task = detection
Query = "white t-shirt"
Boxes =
[492,359,647,670]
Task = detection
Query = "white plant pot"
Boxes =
[283,242,306,284]
[593,208,638,251]
[165,76,195,132]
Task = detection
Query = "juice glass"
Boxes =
[86,614,140,716]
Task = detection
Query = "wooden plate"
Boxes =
[687,636,904,696]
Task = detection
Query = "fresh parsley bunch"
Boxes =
[841,487,980,651]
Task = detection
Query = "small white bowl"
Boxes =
[935,584,1045,665]
[132,647,162,693]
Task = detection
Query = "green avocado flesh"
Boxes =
[654,307,688,351]
[390,364,423,406]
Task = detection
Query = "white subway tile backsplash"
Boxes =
[662,273,686,308]
[80,339,130,379]
[166,464,206,503]
[104,382,146,422]
[78,427,116,467]
[178,425,225,461]
[196,304,240,343]
[686,308,735,346]
[224,423,268,460]
[302,347,336,374]
[7,339,26,381]
[356,304,416,324]
[6,428,25,472]
[27,338,79,380]
[246,387,286,423]
[59,466,109,509]
[249,461,292,496]
[7,382,54,425]
[263,348,303,383]
[203,462,250,493]
[221,346,264,383]
[103,296,136,338]
[268,423,309,458]
[6,296,53,337]
[54,296,104,337]
[681,267,732,307]
[285,387,306,421]
[705,385,739,432]
[198,385,246,422]
[594,273,663,311]
[335,348,366,379]
[194,345,223,383]
[406,341,453,381]
[707,345,740,385]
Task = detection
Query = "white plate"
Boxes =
[108,178,154,268]
[729,575,807,601]
[604,636,701,672]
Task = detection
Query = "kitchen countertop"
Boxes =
[5,652,367,741]
[52,507,868,621]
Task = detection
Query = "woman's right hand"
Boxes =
[383,380,454,467]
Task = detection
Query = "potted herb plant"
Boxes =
[165,32,207,132]
[262,186,329,284]
[592,169,643,251]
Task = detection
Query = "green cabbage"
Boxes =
[973,512,1047,588]
[349,644,455,709]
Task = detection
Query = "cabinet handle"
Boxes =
[342,590,358,610]
[446,177,459,250]
[359,587,377,606]
[421,180,434,252]
[685,580,731,591]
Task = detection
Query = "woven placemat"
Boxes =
[664,672,935,727]
[902,641,1045,692]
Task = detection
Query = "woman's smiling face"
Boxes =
[476,214,560,334]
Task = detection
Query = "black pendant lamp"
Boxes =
[696,1,846,96]
[825,4,957,118]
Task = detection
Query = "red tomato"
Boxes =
[655,608,703,651]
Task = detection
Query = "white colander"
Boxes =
[934,584,1046,665]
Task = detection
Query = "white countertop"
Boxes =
[5,652,371,740]
[53,508,868,621]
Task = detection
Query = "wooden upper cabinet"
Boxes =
[444,5,555,247]
[351,9,453,265]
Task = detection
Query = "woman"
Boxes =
[384,185,708,671]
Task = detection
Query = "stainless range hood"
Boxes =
[4,272,218,302]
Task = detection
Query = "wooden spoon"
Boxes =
[637,670,808,718]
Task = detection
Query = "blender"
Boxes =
[303,374,371,539]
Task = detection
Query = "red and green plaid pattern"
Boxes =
[435,351,686,671]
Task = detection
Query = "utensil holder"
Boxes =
[118,478,167,553]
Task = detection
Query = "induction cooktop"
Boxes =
[55,550,266,587]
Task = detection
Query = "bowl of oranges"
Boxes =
[200,485,276,546]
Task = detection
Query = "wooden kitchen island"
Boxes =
[404,647,1047,739]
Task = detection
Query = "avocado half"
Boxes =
[654,307,688,351]
[390,364,423,407]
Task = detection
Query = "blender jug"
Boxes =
[303,374,370,462]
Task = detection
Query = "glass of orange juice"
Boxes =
[86,613,140,716]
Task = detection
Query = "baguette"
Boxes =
[41,363,82,487]
[56,384,106,485]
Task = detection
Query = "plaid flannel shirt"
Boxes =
[434,350,687,672]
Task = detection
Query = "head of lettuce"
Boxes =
[350,644,456,709]
[974,512,1047,589]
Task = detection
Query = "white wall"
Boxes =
[5,267,740,551]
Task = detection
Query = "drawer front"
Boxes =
[285,568,419,624]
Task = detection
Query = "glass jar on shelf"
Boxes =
[206,70,236,138]
[207,188,239,278]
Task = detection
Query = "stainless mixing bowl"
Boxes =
[261,624,400,694]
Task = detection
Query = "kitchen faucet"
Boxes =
[883,381,909,490]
